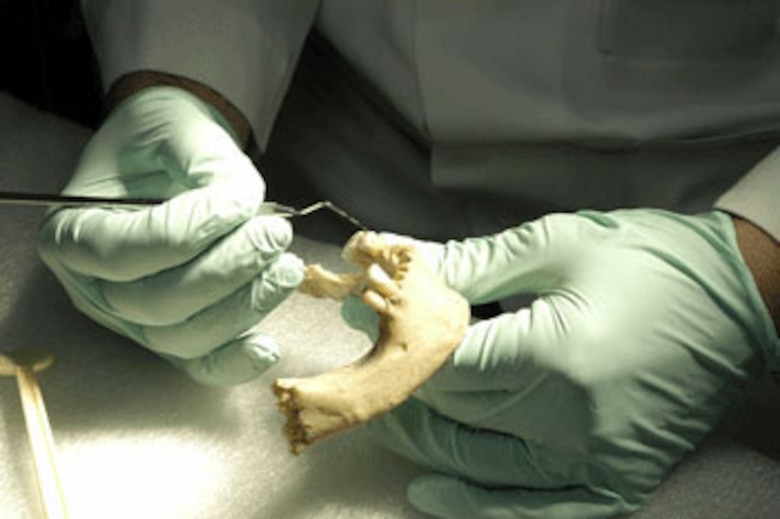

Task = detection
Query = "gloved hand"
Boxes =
[37,87,304,386]
[344,209,777,518]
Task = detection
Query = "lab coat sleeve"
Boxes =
[715,146,780,242]
[80,0,319,149]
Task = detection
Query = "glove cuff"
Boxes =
[105,71,251,147]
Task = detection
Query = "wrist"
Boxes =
[731,214,780,334]
[105,71,251,148]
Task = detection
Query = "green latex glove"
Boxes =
[37,87,304,386]
[344,209,777,518]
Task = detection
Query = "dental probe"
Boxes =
[0,191,368,230]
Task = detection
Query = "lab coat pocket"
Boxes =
[598,0,779,61]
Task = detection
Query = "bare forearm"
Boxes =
[732,215,780,334]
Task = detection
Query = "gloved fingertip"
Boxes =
[243,334,281,369]
[250,253,305,312]
[268,253,305,288]
[408,475,470,518]
[248,215,294,253]
[167,334,280,386]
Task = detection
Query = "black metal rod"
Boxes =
[0,190,369,230]
[0,191,163,208]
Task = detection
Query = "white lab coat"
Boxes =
[79,0,780,240]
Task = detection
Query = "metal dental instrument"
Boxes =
[285,200,369,231]
[0,191,162,208]
[0,190,368,230]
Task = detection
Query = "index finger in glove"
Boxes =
[436,213,608,303]
[163,331,281,386]
[37,185,263,282]
[102,216,293,326]
[140,252,303,358]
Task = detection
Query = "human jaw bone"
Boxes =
[273,231,470,454]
